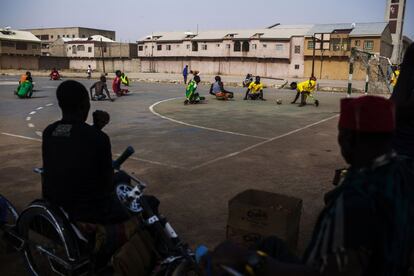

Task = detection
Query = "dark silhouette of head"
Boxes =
[115,70,122,77]
[194,75,201,83]
[255,76,260,83]
[100,75,106,82]
[310,76,317,81]
[338,96,394,167]
[56,80,90,122]
[215,76,221,82]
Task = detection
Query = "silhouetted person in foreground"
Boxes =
[390,43,414,158]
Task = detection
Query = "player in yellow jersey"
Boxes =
[244,76,266,101]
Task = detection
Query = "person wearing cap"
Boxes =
[291,76,319,107]
[244,76,266,101]
[184,75,205,104]
[209,76,234,100]
[203,96,414,276]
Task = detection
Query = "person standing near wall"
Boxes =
[183,65,189,84]
[87,65,92,79]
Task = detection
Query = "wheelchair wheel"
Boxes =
[17,203,89,276]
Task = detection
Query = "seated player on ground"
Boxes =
[202,96,414,276]
[16,71,33,95]
[113,70,129,97]
[209,76,234,100]
[184,75,205,104]
[291,76,319,107]
[90,75,114,102]
[16,71,34,98]
[50,68,61,80]
[244,76,266,101]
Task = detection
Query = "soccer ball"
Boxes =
[276,99,283,105]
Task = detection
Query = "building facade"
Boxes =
[303,23,393,80]
[0,28,41,56]
[138,23,392,80]
[24,27,116,56]
[138,26,312,78]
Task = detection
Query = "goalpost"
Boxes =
[347,47,394,97]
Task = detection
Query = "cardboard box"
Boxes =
[227,189,302,250]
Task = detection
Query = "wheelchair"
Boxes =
[0,147,199,276]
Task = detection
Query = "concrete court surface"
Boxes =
[0,76,347,274]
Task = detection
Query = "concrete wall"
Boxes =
[39,56,70,70]
[0,55,39,69]
[140,57,290,78]
[69,58,140,73]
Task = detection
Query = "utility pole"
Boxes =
[100,38,106,75]
[311,35,316,78]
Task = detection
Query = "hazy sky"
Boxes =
[1,0,413,41]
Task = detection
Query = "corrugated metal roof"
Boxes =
[192,30,236,41]
[0,28,41,42]
[261,26,313,39]
[307,22,388,36]
[68,35,114,43]
[350,22,388,36]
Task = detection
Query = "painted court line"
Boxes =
[149,97,269,140]
[26,117,31,121]
[1,132,42,142]
[191,114,340,170]
[28,123,35,128]
[46,103,54,107]
[36,107,44,110]
[1,132,183,169]
[35,131,42,137]
[29,111,36,115]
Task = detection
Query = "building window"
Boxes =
[166,45,171,51]
[242,41,249,52]
[226,44,231,49]
[88,47,92,53]
[263,44,267,48]
[138,45,143,51]
[72,35,75,38]
[294,45,301,54]
[276,44,284,51]
[40,34,49,40]
[157,45,162,51]
[145,45,148,49]
[82,35,86,38]
[16,42,28,50]
[1,41,15,48]
[57,35,60,38]
[32,44,39,49]
[234,41,241,52]
[331,38,341,51]
[252,44,257,50]
[294,64,300,70]
[77,45,85,51]
[307,41,314,49]
[192,42,198,51]
[201,44,208,50]
[51,35,54,39]
[354,40,360,46]
[364,40,374,51]
[216,44,220,47]
[186,44,190,49]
